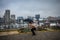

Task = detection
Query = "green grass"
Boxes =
[18,28,31,33]
[0,27,60,32]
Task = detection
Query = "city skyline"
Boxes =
[0,0,60,18]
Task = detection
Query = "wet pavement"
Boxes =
[0,31,60,40]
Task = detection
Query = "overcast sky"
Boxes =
[0,0,60,18]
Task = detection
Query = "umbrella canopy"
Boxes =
[24,18,33,23]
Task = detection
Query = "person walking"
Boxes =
[29,22,36,36]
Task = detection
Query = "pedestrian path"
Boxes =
[0,31,60,40]
[0,29,60,36]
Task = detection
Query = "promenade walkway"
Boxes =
[0,31,60,40]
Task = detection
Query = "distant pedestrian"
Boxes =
[29,22,36,36]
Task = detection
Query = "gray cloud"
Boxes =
[0,0,60,18]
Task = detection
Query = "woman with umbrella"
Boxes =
[24,18,36,36]
[29,21,36,36]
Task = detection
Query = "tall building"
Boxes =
[0,17,4,25]
[11,15,15,24]
[35,14,40,20]
[4,10,10,25]
[17,17,23,24]
[35,14,40,25]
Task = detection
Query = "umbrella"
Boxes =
[24,18,33,23]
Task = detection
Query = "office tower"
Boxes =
[0,17,4,25]
[17,17,23,24]
[11,15,15,24]
[35,14,40,25]
[4,10,10,25]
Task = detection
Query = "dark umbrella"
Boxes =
[24,18,33,23]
